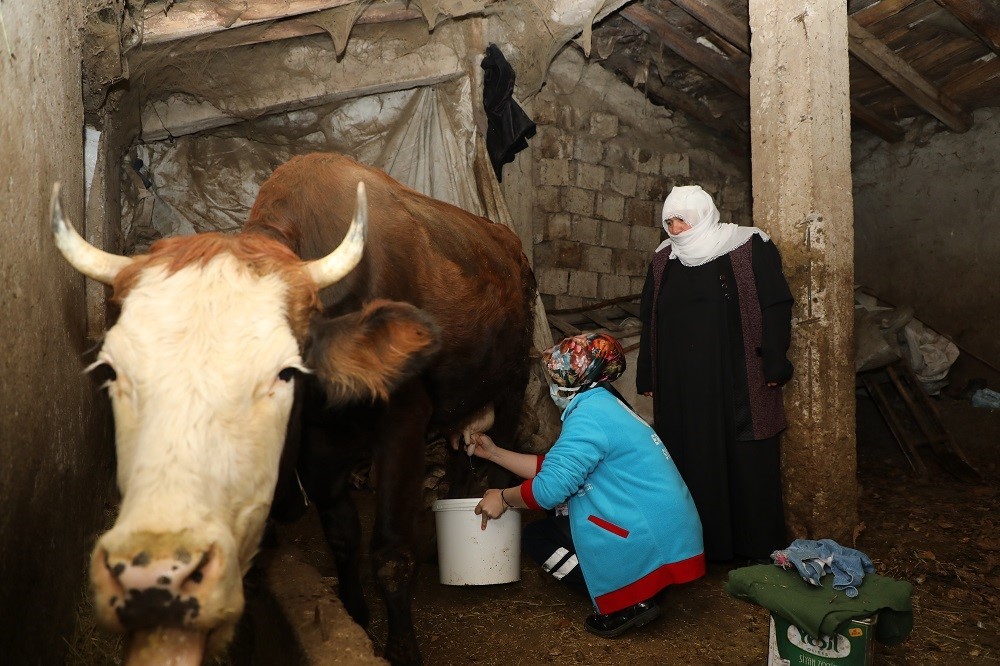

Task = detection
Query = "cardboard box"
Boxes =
[768,613,877,666]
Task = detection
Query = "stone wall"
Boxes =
[0,3,116,662]
[853,108,1000,369]
[523,49,752,312]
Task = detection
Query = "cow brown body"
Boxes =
[51,153,535,666]
[250,154,536,664]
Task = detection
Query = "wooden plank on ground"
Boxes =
[547,315,582,337]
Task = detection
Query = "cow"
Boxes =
[51,152,536,665]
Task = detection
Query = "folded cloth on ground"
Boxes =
[772,538,876,597]
[726,564,913,645]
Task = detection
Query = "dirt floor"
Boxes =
[278,372,1000,666]
[69,362,1000,665]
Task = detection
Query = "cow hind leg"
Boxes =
[371,382,432,665]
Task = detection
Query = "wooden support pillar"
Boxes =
[749,0,858,541]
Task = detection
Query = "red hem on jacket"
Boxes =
[535,453,545,475]
[593,553,706,615]
[521,479,541,510]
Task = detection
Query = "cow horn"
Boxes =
[305,181,367,289]
[50,183,132,285]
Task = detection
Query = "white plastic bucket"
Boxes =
[431,498,521,585]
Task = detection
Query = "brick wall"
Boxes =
[525,58,751,312]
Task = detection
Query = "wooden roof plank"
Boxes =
[851,0,922,26]
[847,17,973,131]
[934,0,1000,54]
[621,4,750,98]
[667,0,904,141]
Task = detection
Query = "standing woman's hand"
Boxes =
[475,489,507,530]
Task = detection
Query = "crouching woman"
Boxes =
[473,332,706,638]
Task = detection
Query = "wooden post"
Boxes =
[748,0,858,541]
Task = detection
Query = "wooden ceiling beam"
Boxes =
[161,4,423,53]
[143,0,358,44]
[604,52,747,142]
[849,99,905,142]
[665,0,904,142]
[850,0,921,26]
[847,17,972,131]
[621,4,749,98]
[667,0,749,51]
[933,0,1000,54]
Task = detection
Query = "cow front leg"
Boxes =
[298,419,370,628]
[371,385,431,666]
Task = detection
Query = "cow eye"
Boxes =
[88,362,117,386]
[278,367,298,383]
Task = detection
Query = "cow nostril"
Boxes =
[179,549,213,595]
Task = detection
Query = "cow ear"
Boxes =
[307,300,441,404]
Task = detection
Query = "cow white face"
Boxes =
[88,255,304,648]
[50,183,367,663]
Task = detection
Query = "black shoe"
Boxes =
[584,599,660,638]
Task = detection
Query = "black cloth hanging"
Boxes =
[481,44,536,182]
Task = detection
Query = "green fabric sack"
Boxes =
[726,564,913,645]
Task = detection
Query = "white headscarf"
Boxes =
[655,185,769,266]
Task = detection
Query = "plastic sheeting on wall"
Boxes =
[122,77,479,250]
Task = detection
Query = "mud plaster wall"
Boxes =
[0,2,116,661]
[514,49,752,312]
[852,108,1000,370]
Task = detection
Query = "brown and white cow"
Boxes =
[52,153,535,665]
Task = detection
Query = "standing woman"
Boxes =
[636,185,794,563]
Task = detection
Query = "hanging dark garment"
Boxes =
[481,44,536,182]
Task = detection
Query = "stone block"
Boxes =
[637,174,672,202]
[535,240,583,270]
[567,270,599,298]
[630,225,663,251]
[625,198,657,227]
[538,159,572,187]
[598,273,632,299]
[609,169,637,197]
[661,153,690,177]
[532,96,559,126]
[537,186,562,214]
[559,105,589,132]
[604,141,631,170]
[573,137,604,164]
[575,163,607,191]
[630,276,648,295]
[543,213,572,240]
[581,245,613,273]
[563,187,595,217]
[535,267,570,295]
[595,192,625,222]
[601,222,631,249]
[589,111,619,140]
[571,216,601,245]
[537,126,574,159]
[633,148,661,174]
[613,248,651,277]
[551,294,585,311]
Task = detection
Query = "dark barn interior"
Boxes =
[1,0,999,664]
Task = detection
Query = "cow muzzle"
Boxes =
[90,533,242,661]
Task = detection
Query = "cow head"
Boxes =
[50,183,434,663]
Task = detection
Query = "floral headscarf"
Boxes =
[542,332,626,389]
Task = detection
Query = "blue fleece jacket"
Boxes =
[521,387,705,613]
